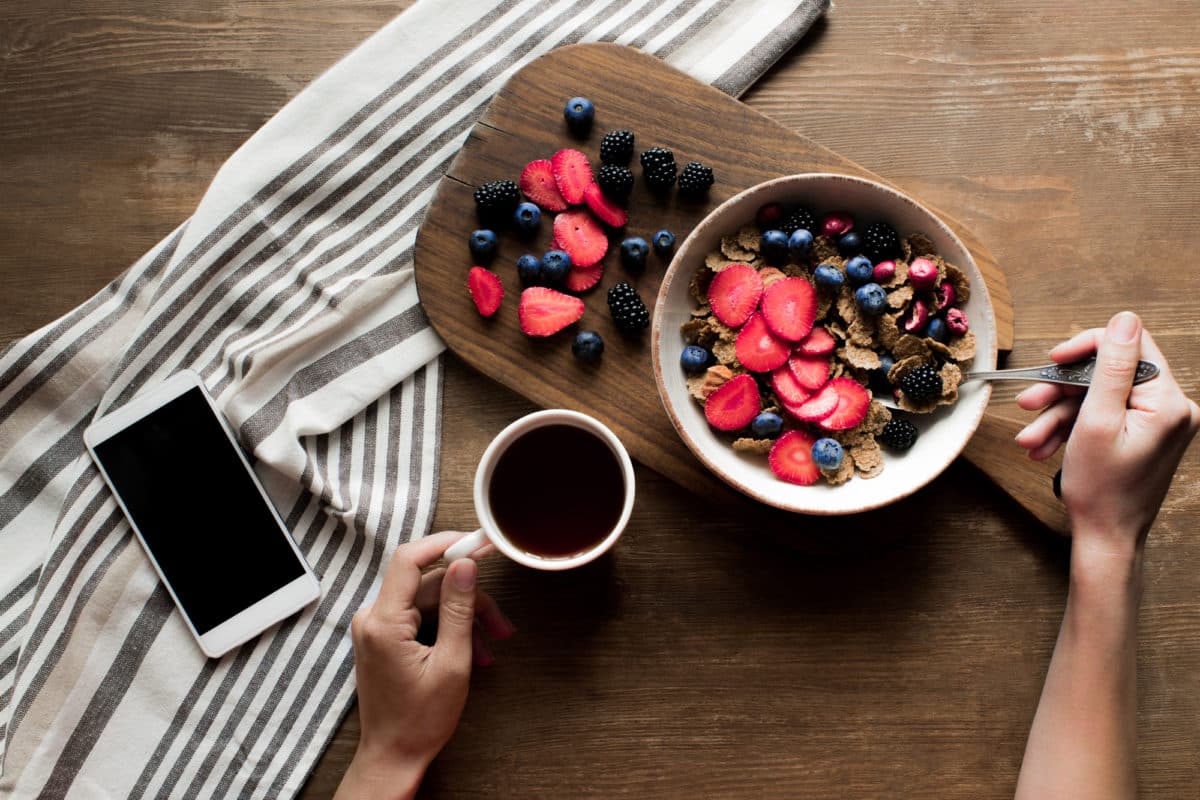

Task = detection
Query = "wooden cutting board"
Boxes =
[414,43,1067,534]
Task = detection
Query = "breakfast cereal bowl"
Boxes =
[651,173,998,515]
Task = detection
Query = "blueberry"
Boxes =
[572,331,604,361]
[468,229,497,262]
[513,202,541,235]
[563,96,595,136]
[838,230,863,256]
[540,250,572,285]
[926,317,949,343]
[760,229,789,265]
[620,237,649,271]
[845,255,873,286]
[872,353,896,394]
[855,283,887,316]
[751,412,784,439]
[811,438,844,471]
[680,344,710,374]
[788,228,814,260]
[813,263,844,292]
[516,253,542,286]
[653,229,676,257]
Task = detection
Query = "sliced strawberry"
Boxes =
[564,263,603,293]
[796,326,836,356]
[582,183,627,227]
[735,313,791,372]
[704,373,761,431]
[467,267,503,317]
[517,287,584,337]
[788,353,831,391]
[519,159,569,212]
[706,264,762,328]
[785,381,839,422]
[552,209,608,267]
[551,148,594,205]
[760,277,817,342]
[769,429,821,485]
[770,365,812,406]
[818,377,871,431]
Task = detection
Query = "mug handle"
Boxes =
[444,528,490,562]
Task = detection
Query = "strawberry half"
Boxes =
[760,277,817,342]
[706,264,763,328]
[583,183,627,227]
[788,353,831,391]
[735,313,791,372]
[704,373,761,431]
[769,429,821,485]
[564,263,603,293]
[553,209,608,267]
[770,365,812,406]
[519,159,569,212]
[517,287,584,337]
[818,377,871,431]
[551,148,594,205]
[796,326,836,356]
[785,381,839,422]
[467,267,503,317]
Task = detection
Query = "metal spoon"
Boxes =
[878,357,1160,409]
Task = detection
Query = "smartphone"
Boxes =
[83,370,320,658]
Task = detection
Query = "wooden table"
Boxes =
[3,2,1198,797]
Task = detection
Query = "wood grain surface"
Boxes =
[3,2,1199,799]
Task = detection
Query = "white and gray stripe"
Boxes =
[0,0,826,795]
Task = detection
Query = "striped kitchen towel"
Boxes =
[0,0,828,796]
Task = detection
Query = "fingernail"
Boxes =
[1015,423,1032,441]
[453,559,477,591]
[1109,311,1139,343]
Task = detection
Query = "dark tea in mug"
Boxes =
[487,424,625,558]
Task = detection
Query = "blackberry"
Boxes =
[862,221,900,261]
[597,164,634,200]
[639,146,675,172]
[778,206,816,236]
[677,161,714,197]
[899,364,942,403]
[599,129,635,165]
[607,281,650,332]
[644,163,677,191]
[473,180,519,226]
[878,418,919,451]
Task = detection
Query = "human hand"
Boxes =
[1015,311,1200,558]
[334,531,515,800]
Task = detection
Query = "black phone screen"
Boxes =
[92,387,307,634]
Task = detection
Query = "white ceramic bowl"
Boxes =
[651,174,998,515]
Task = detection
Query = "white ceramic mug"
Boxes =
[444,409,635,570]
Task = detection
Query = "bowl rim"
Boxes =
[650,172,998,514]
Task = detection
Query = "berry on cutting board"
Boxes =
[653,229,676,257]
[751,412,784,439]
[516,253,542,286]
[639,145,675,171]
[563,96,595,136]
[768,429,820,485]
[759,229,789,265]
[572,331,605,361]
[813,263,844,292]
[468,229,498,262]
[607,281,650,333]
[677,161,714,197]
[680,344,710,374]
[844,255,873,286]
[552,209,608,267]
[473,180,520,227]
[878,418,919,451]
[811,438,844,471]
[519,159,569,212]
[540,250,572,286]
[583,183,628,227]
[564,263,604,293]
[551,148,594,205]
[599,129,635,165]
[620,237,649,271]
[597,164,634,201]
[518,287,585,337]
[854,283,887,316]
[513,202,541,236]
[466,267,503,317]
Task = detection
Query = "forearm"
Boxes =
[1015,541,1143,800]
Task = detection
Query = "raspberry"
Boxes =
[639,146,675,171]
[473,180,519,225]
[878,418,918,450]
[599,129,635,165]
[862,221,900,261]
[778,206,816,236]
[900,364,942,403]
[597,164,634,199]
[677,161,714,197]
[606,281,650,332]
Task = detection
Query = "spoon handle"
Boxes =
[966,358,1160,387]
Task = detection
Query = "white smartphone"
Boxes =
[83,370,320,658]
